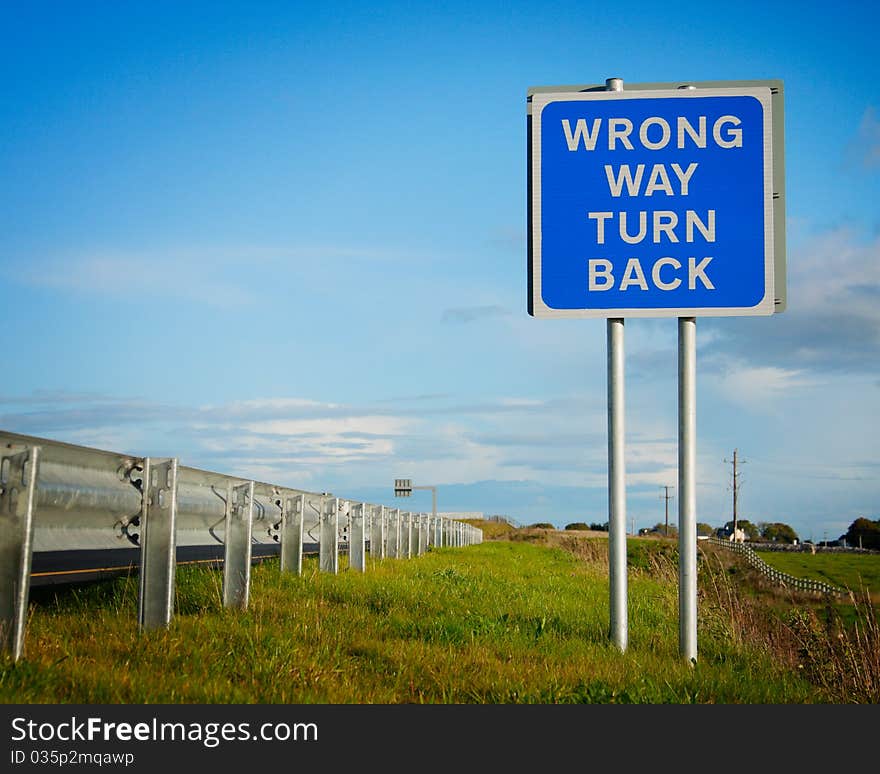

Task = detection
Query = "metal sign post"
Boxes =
[528,76,784,662]
[604,78,628,654]
[394,479,438,549]
[679,317,697,662]
[607,316,627,651]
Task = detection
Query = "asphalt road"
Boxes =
[29,543,322,586]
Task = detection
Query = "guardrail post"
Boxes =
[371,505,385,559]
[418,513,428,555]
[350,502,366,572]
[223,480,254,610]
[280,493,304,575]
[364,504,372,555]
[435,516,443,546]
[386,508,400,558]
[399,512,409,558]
[319,496,339,573]
[138,457,178,630]
[0,445,40,661]
[339,499,350,555]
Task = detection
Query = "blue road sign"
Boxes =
[528,86,780,318]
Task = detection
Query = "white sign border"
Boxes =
[529,87,775,319]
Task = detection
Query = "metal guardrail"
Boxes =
[706,537,846,596]
[0,430,483,661]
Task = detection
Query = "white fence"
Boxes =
[706,537,846,596]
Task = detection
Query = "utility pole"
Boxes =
[723,449,745,538]
[733,449,738,538]
[661,486,674,537]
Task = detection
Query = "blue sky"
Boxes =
[1,1,877,541]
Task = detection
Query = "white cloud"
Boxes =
[241,415,413,444]
[2,242,425,307]
[627,438,678,487]
[848,106,880,169]
[441,305,510,323]
[702,227,880,375]
[497,397,545,408]
[792,226,880,307]
[7,251,259,307]
[217,397,336,412]
[709,364,816,409]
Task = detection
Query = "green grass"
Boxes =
[757,550,880,596]
[0,540,837,703]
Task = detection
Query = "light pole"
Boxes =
[412,485,437,523]
[393,479,438,543]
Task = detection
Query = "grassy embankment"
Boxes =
[0,523,876,703]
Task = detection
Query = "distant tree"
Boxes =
[651,522,678,538]
[840,517,880,550]
[758,521,799,544]
[723,520,759,540]
[696,522,714,536]
[564,522,590,531]
[529,522,555,530]
[589,522,609,532]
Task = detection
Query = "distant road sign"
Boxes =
[394,479,412,497]
[528,80,784,318]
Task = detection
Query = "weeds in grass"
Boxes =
[784,583,880,703]
[696,543,880,702]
